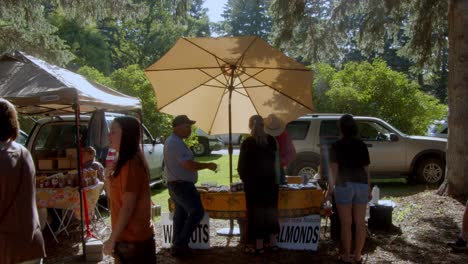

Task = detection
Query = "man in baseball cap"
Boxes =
[172,115,196,128]
[164,114,217,256]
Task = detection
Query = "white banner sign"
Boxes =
[276,215,321,251]
[160,212,210,249]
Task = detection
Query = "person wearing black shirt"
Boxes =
[238,115,279,254]
[327,114,371,264]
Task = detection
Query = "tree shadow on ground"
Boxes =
[417,216,460,247]
[363,215,468,263]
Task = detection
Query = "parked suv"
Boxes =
[286,114,447,184]
[26,114,166,185]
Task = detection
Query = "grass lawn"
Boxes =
[151,154,239,215]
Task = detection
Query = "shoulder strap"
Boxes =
[0,146,24,225]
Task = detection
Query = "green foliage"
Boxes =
[78,65,172,138]
[269,0,449,103]
[110,65,172,137]
[0,0,146,64]
[0,2,74,65]
[49,14,113,74]
[216,0,272,38]
[184,0,211,37]
[313,60,447,135]
[77,66,113,87]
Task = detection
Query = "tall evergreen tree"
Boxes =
[270,0,467,198]
[217,0,272,39]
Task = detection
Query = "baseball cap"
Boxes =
[172,115,196,128]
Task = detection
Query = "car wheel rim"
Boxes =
[192,144,204,155]
[423,163,443,183]
[298,167,317,181]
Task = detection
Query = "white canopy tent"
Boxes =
[0,51,141,114]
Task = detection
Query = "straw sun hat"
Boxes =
[264,114,285,137]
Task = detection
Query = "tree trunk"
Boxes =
[438,0,468,199]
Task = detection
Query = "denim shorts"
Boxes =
[334,182,369,205]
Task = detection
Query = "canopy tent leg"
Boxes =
[73,101,86,260]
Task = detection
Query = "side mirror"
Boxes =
[389,133,399,142]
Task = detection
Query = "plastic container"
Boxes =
[371,185,380,204]
[105,148,119,177]
[323,200,333,216]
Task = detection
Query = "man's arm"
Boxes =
[181,160,217,172]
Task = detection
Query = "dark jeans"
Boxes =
[168,181,205,248]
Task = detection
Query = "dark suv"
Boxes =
[286,114,447,184]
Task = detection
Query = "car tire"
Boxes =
[290,159,320,183]
[416,158,445,184]
[191,136,210,156]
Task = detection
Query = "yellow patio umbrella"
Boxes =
[145,36,313,182]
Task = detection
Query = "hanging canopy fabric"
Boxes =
[0,51,141,115]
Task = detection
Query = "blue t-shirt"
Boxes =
[164,133,197,183]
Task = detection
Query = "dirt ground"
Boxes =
[44,186,468,264]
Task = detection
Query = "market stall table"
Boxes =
[37,182,104,242]
[169,187,324,219]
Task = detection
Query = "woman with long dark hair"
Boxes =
[102,116,156,263]
[238,115,280,254]
[0,98,46,264]
[327,114,371,263]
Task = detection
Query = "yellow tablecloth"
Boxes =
[169,188,324,219]
[36,182,104,220]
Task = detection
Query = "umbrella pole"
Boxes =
[217,69,240,236]
[228,85,233,184]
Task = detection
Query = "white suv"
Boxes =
[26,115,166,185]
[285,114,447,184]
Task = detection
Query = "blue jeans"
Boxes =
[168,181,205,248]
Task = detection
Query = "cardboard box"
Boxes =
[66,148,77,158]
[57,159,71,169]
[85,238,103,253]
[68,158,77,169]
[38,159,55,170]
